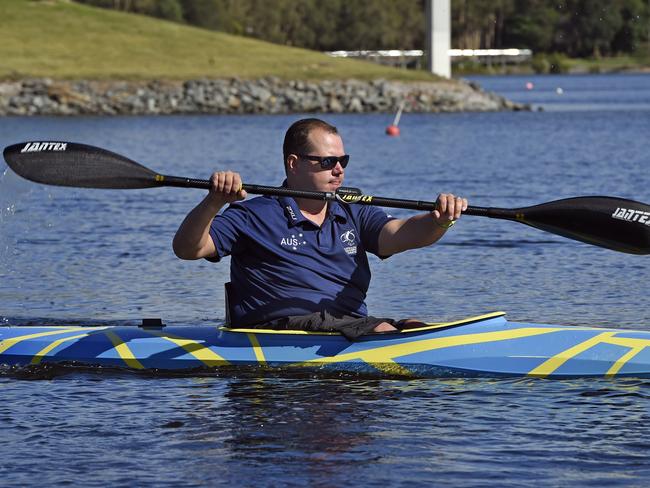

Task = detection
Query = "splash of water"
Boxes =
[0,166,34,268]
[0,167,32,219]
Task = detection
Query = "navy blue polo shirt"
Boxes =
[208,193,395,326]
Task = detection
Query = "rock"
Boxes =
[250,86,272,103]
[0,78,528,116]
[32,96,45,108]
[348,97,364,112]
[0,82,21,98]
[328,96,343,113]
[227,95,240,109]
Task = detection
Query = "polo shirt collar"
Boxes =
[329,200,349,222]
[278,180,348,227]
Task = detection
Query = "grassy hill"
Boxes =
[0,0,437,82]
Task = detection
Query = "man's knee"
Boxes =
[373,321,398,333]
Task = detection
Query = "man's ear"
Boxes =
[286,154,299,175]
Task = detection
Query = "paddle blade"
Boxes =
[3,141,159,189]
[517,196,650,255]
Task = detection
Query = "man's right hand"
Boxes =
[209,171,248,205]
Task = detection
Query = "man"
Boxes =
[173,118,467,339]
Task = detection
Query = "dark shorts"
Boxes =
[252,310,397,341]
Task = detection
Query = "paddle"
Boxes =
[4,141,650,255]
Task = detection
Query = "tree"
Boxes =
[71,0,648,57]
[611,0,650,53]
[503,0,560,52]
[558,0,624,57]
[178,0,220,30]
[151,0,183,22]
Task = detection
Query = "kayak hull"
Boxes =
[2,312,650,378]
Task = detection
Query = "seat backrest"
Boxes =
[224,282,233,327]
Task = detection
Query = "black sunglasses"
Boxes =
[297,154,349,169]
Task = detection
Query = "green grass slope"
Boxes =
[0,0,437,81]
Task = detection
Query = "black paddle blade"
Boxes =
[3,141,159,189]
[517,196,650,255]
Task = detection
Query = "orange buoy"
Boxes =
[385,125,400,136]
[386,100,405,136]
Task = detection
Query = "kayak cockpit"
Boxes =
[219,311,507,337]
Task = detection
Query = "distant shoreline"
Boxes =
[0,77,530,116]
[454,59,650,77]
[457,67,650,76]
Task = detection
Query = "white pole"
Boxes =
[426,0,451,78]
[392,100,405,126]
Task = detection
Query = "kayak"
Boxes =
[2,311,650,378]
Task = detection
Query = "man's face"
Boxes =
[288,128,346,192]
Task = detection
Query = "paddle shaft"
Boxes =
[159,175,504,218]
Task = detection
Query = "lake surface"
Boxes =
[1,73,649,486]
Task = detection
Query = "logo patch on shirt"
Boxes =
[340,230,357,255]
[280,233,307,251]
[285,205,297,221]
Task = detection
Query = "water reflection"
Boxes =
[3,367,650,485]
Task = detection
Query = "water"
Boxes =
[1,73,650,486]
[466,72,650,112]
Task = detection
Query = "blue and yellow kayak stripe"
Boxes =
[2,313,650,378]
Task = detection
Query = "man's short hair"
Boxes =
[283,118,339,171]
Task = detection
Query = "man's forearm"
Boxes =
[173,195,225,259]
[379,213,451,255]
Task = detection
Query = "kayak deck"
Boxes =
[2,312,650,378]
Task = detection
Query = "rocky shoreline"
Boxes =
[0,77,529,116]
